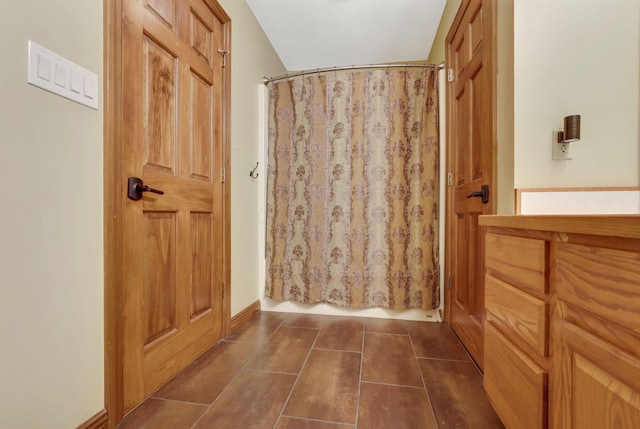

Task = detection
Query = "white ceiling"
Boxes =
[245,0,447,71]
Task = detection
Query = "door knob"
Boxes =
[127,177,164,201]
[466,184,489,204]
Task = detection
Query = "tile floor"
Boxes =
[118,312,504,429]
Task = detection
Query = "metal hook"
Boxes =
[249,162,259,179]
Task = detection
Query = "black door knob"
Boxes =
[127,177,164,201]
[466,184,489,204]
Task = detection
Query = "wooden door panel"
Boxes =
[143,37,178,174]
[469,3,483,53]
[145,0,177,30]
[189,71,213,181]
[454,214,468,306]
[143,211,178,346]
[191,212,213,318]
[190,11,214,65]
[455,86,469,185]
[471,64,484,181]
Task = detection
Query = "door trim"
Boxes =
[103,0,231,426]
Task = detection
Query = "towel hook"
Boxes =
[249,162,259,179]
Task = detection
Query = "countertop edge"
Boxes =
[478,215,640,240]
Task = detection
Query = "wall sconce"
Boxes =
[558,115,581,143]
[553,114,581,160]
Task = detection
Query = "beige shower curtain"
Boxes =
[265,68,439,310]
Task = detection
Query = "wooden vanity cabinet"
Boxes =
[479,216,640,429]
[483,230,551,429]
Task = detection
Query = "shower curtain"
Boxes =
[265,68,439,310]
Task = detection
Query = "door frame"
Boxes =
[443,0,498,324]
[103,0,232,425]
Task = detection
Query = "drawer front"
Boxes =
[485,233,548,294]
[556,242,640,335]
[485,274,548,356]
[485,323,548,429]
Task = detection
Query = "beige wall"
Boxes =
[514,0,640,188]
[0,1,104,428]
[497,0,515,214]
[217,0,286,316]
[426,0,462,64]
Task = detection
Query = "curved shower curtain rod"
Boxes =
[263,62,445,85]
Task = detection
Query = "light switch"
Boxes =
[83,76,95,99]
[27,40,99,110]
[54,63,66,88]
[37,55,50,81]
[70,71,82,94]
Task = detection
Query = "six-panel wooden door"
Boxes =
[121,0,227,412]
[445,0,496,369]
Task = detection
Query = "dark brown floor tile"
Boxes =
[283,313,332,329]
[406,321,470,361]
[358,383,436,429]
[276,417,354,428]
[419,359,504,428]
[153,340,260,404]
[248,326,318,373]
[194,369,296,429]
[225,311,289,344]
[364,318,409,335]
[314,317,364,352]
[284,349,361,424]
[362,333,423,387]
[118,398,207,429]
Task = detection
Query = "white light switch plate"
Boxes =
[27,40,99,110]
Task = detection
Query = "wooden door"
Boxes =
[120,0,228,412]
[445,0,496,369]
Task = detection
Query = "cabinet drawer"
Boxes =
[486,274,548,356]
[485,323,548,429]
[485,233,548,294]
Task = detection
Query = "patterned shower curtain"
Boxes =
[265,68,439,310]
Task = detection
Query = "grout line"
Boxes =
[312,347,362,354]
[354,324,365,429]
[190,312,289,429]
[243,368,300,376]
[407,326,441,429]
[280,415,355,427]
[359,380,425,389]
[149,396,211,407]
[363,330,409,337]
[271,322,322,429]
[415,356,473,363]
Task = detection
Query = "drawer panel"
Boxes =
[485,323,548,429]
[485,233,548,294]
[557,242,640,335]
[485,274,548,356]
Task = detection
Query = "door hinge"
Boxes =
[447,172,453,186]
[221,167,226,183]
[222,282,226,299]
[217,49,230,68]
[447,68,454,82]
[448,276,452,289]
